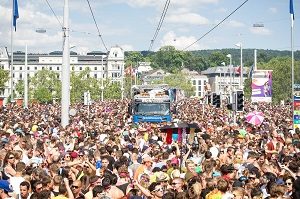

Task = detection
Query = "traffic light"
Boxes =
[235,90,244,112]
[207,93,212,104]
[212,93,221,108]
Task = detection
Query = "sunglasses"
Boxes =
[172,182,180,185]
[154,187,163,192]
[171,164,177,167]
[72,186,79,189]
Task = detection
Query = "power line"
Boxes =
[183,0,249,51]
[148,0,171,51]
[86,0,108,51]
[44,0,63,28]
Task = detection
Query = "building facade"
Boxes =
[190,75,209,98]
[0,46,124,103]
[201,66,248,95]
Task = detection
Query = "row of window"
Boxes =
[192,79,207,85]
[11,66,107,71]
[11,72,121,80]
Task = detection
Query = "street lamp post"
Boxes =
[235,43,243,89]
[101,56,104,101]
[226,54,232,92]
[61,0,70,127]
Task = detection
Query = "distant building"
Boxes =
[142,69,170,85]
[137,62,152,73]
[201,66,249,94]
[190,75,209,98]
[180,68,208,98]
[0,46,124,103]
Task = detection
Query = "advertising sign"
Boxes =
[251,70,272,103]
[294,84,300,130]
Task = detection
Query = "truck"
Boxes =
[130,84,184,123]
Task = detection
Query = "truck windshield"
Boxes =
[134,103,170,116]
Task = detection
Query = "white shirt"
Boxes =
[10,176,25,195]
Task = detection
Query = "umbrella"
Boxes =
[246,111,264,126]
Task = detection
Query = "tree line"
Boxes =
[0,46,298,104]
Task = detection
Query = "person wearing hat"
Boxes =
[0,180,14,199]
[155,172,169,192]
[133,156,153,181]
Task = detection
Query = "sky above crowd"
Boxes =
[0,0,299,54]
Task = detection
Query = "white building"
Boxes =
[190,75,209,98]
[0,46,124,103]
[137,62,152,73]
[201,66,248,95]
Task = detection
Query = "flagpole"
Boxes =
[24,44,28,108]
[10,0,14,102]
[290,0,295,132]
[291,18,295,132]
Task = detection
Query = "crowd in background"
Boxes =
[0,98,299,199]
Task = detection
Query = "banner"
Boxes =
[251,70,272,103]
[294,84,300,130]
[294,96,300,130]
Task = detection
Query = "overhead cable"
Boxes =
[148,0,171,51]
[183,0,249,51]
[86,0,108,51]
[44,0,63,28]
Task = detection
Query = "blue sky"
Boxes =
[0,0,298,53]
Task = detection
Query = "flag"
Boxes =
[125,65,132,76]
[236,66,241,74]
[290,0,295,28]
[248,64,254,78]
[13,0,19,31]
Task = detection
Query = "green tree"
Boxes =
[104,81,121,99]
[0,69,9,93]
[125,51,144,67]
[70,68,101,103]
[153,72,195,97]
[151,46,189,72]
[30,69,61,103]
[208,51,227,67]
[15,80,24,98]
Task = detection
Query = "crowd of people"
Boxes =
[0,98,299,199]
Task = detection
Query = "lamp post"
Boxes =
[235,43,243,89]
[61,0,70,127]
[226,54,232,92]
[101,55,104,101]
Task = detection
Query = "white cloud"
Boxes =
[227,20,245,28]
[166,13,209,25]
[215,7,227,13]
[250,27,271,35]
[269,7,277,13]
[125,0,160,7]
[120,0,219,8]
[159,31,204,51]
[120,44,134,51]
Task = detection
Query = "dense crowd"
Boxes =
[0,98,299,199]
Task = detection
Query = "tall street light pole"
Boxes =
[24,45,28,109]
[61,0,70,127]
[101,55,104,101]
[226,54,232,92]
[235,43,243,89]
